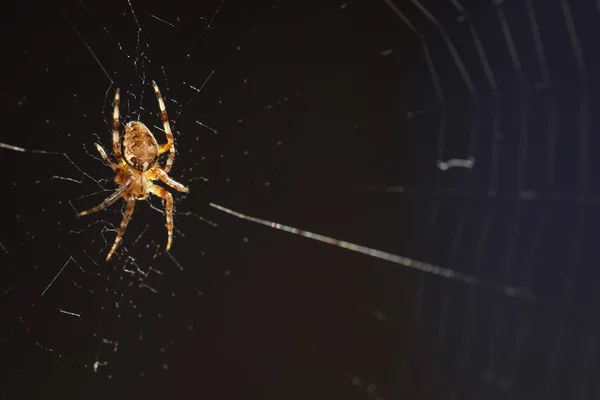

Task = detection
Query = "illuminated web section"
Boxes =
[210,203,535,301]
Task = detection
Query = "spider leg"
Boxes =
[106,197,135,261]
[95,143,117,170]
[152,80,176,173]
[149,185,174,252]
[78,183,129,217]
[154,168,189,193]
[112,88,125,163]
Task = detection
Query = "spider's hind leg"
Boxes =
[95,143,117,170]
[152,80,176,173]
[112,88,125,163]
[155,168,189,193]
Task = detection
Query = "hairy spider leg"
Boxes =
[112,88,124,163]
[78,183,129,217]
[151,80,175,173]
[106,198,135,261]
[154,168,189,193]
[149,185,174,251]
[95,143,117,170]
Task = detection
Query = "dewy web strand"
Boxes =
[210,203,536,301]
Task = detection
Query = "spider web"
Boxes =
[1,0,599,399]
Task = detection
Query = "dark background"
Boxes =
[1,0,600,399]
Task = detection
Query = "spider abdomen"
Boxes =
[122,121,159,172]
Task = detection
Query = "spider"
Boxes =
[78,81,189,261]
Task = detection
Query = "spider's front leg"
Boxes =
[78,183,129,217]
[149,185,174,252]
[105,197,135,261]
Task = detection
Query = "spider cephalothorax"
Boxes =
[78,81,188,260]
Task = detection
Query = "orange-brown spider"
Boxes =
[78,81,188,261]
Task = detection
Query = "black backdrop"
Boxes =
[1,0,600,399]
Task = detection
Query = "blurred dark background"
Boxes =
[1,0,600,399]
